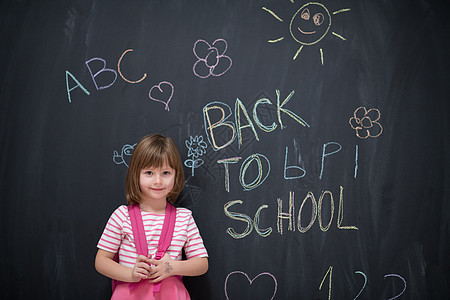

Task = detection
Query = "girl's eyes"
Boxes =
[143,170,172,175]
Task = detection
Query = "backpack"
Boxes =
[112,202,177,293]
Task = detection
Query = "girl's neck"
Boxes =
[139,199,167,214]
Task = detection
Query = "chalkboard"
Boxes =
[1,0,449,299]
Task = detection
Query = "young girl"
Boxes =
[95,134,208,299]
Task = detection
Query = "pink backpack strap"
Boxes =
[154,203,176,259]
[153,202,177,293]
[127,204,149,291]
[128,204,148,256]
[112,204,147,292]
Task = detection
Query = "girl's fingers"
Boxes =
[137,255,151,263]
[137,268,151,277]
[148,275,164,283]
[139,262,151,270]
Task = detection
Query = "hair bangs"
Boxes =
[141,141,177,169]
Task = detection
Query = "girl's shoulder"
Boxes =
[114,204,129,214]
[175,206,193,218]
[175,206,192,212]
[109,205,130,223]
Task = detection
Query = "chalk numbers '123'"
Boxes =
[318,266,406,299]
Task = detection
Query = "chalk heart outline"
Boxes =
[224,271,278,300]
[148,81,174,111]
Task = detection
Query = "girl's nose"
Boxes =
[153,174,162,184]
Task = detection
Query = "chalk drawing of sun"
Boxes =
[263,1,350,65]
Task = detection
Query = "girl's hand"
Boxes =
[148,253,176,283]
[131,255,152,282]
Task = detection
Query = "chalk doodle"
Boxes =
[284,145,306,179]
[203,101,237,151]
[184,135,208,176]
[297,192,317,233]
[117,49,147,84]
[148,81,174,111]
[85,57,118,90]
[66,49,175,110]
[320,142,342,179]
[224,200,273,239]
[262,2,350,64]
[353,271,367,300]
[224,271,278,300]
[112,143,136,167]
[276,186,358,235]
[224,200,254,239]
[317,268,406,300]
[215,140,358,195]
[319,266,333,300]
[384,274,407,300]
[239,153,271,191]
[225,186,357,239]
[217,157,242,192]
[203,90,310,151]
[65,70,90,103]
[349,107,383,139]
[193,39,232,78]
[318,190,334,231]
[277,191,295,235]
[253,205,272,237]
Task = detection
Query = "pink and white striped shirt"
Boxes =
[97,205,208,268]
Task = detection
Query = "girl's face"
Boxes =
[139,162,175,204]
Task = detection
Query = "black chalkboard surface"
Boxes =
[1,0,449,299]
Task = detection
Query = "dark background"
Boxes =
[1,0,449,299]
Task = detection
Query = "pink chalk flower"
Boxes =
[349,107,383,139]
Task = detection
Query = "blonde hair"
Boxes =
[125,134,185,205]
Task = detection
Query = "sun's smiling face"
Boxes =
[290,2,331,46]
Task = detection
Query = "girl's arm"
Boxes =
[95,249,152,282]
[148,254,208,283]
[172,256,209,277]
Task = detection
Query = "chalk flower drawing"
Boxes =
[184,135,208,176]
[113,143,136,167]
[193,39,232,78]
[349,107,383,139]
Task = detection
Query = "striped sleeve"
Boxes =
[97,205,127,254]
[182,209,208,259]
